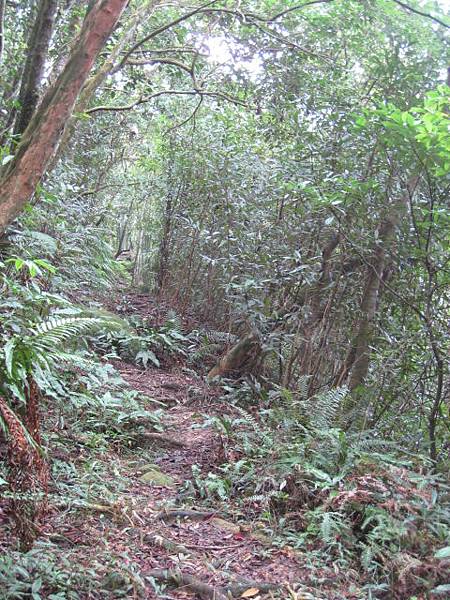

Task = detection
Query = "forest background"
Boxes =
[0,1,449,599]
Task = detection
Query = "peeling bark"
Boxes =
[0,0,129,232]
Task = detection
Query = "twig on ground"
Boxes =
[157,508,218,521]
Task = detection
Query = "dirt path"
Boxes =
[110,359,308,600]
[84,291,341,600]
[0,291,336,599]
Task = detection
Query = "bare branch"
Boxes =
[132,46,202,55]
[165,94,203,133]
[390,0,450,29]
[268,0,334,22]
[252,21,333,63]
[85,88,247,114]
[115,0,220,73]
[126,56,193,75]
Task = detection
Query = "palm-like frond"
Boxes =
[30,315,121,351]
[302,386,348,430]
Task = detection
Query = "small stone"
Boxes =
[139,467,175,487]
[102,571,127,590]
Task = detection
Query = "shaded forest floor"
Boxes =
[58,291,349,599]
[1,291,447,600]
[0,291,355,599]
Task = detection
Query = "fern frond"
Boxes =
[302,386,348,430]
[30,315,121,350]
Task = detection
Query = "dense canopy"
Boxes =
[0,1,449,599]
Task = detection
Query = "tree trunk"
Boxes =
[157,183,182,293]
[208,332,261,380]
[0,0,5,64]
[342,177,419,394]
[0,0,128,233]
[13,0,58,137]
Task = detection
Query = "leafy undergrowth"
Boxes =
[1,292,449,600]
[196,383,450,599]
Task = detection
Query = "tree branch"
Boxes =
[165,94,203,133]
[115,0,220,73]
[85,88,246,114]
[269,0,334,22]
[251,21,333,63]
[126,56,193,75]
[390,0,450,29]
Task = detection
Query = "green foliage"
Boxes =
[199,381,450,594]
[1,0,449,595]
[93,313,188,368]
[0,546,145,599]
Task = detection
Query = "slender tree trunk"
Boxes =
[13,0,58,137]
[51,0,157,168]
[0,0,5,64]
[0,0,129,232]
[343,177,419,394]
[115,206,134,258]
[157,183,182,293]
[427,327,444,464]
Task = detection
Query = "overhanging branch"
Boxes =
[85,88,247,114]
[390,0,450,29]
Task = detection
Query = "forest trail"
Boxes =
[88,291,315,600]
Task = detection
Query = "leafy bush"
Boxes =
[93,314,187,368]
[198,383,450,598]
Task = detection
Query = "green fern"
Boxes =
[302,386,349,430]
[1,313,122,401]
[189,330,237,365]
[31,315,121,350]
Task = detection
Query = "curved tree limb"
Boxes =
[85,88,247,114]
[115,0,221,73]
[390,0,450,29]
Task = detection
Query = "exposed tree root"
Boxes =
[147,533,244,554]
[157,508,217,521]
[146,568,228,600]
[146,534,194,555]
[146,567,282,599]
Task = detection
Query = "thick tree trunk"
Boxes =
[0,0,128,233]
[13,0,58,137]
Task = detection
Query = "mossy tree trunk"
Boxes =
[13,0,58,137]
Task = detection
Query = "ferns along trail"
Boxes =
[0,1,449,599]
